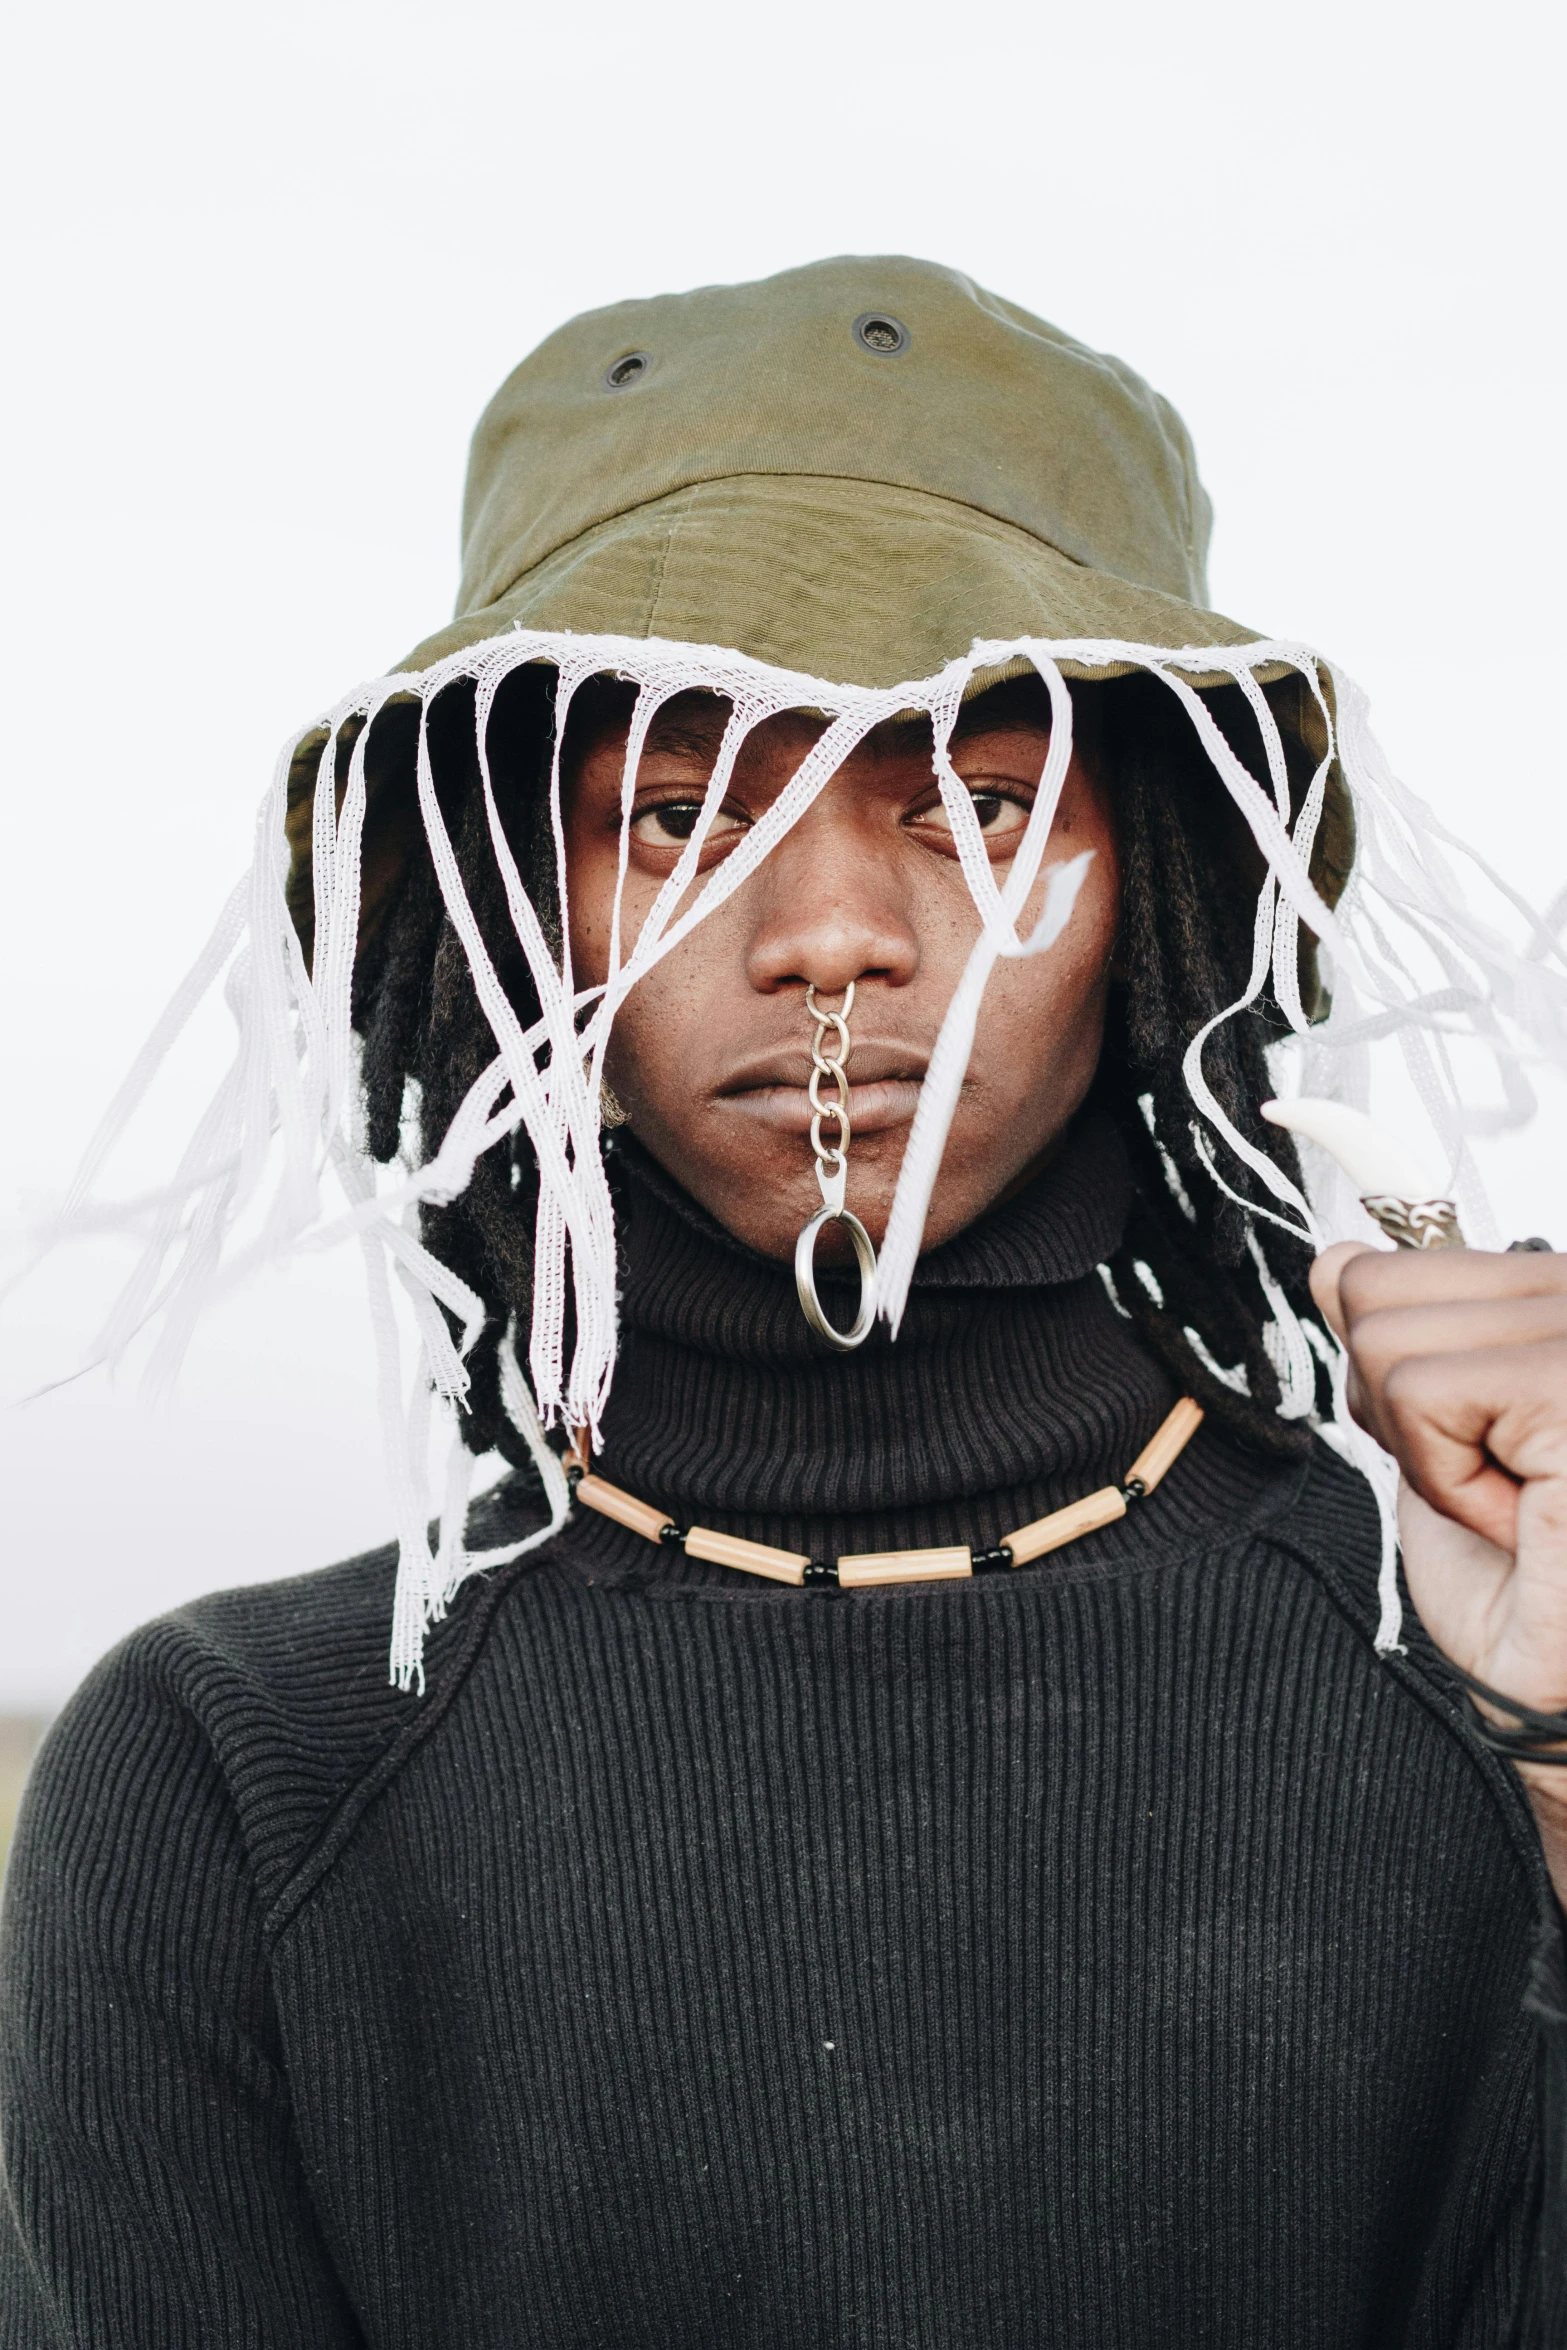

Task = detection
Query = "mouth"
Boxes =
[716,1045,928,1138]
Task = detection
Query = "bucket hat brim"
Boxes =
[393,471,1274,691]
[285,470,1351,992]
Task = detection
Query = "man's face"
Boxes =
[561,683,1121,1261]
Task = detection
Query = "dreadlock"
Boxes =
[351,667,553,1476]
[349,662,1335,1469]
[1086,673,1334,1457]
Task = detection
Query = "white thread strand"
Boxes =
[43,626,1564,1685]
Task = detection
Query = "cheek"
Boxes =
[562,831,662,990]
[1076,844,1123,976]
[561,821,608,984]
[598,933,719,1110]
[1024,832,1121,982]
[983,854,1120,1042]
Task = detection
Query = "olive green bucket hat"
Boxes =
[403,253,1262,685]
[286,254,1352,961]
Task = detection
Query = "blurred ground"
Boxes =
[0,1719,48,1885]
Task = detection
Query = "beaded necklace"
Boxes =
[565,1395,1203,1590]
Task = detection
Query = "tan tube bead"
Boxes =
[683,1527,810,1586]
[1004,1486,1126,1566]
[574,1474,674,1545]
[1125,1398,1205,1494]
[836,1546,972,1588]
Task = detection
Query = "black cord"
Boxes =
[1443,1660,1567,1764]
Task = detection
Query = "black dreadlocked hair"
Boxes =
[343,661,1336,1473]
[1086,672,1335,1457]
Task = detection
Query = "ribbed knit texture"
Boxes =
[2,1116,1564,2346]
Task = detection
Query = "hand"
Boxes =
[1310,1243,1567,1836]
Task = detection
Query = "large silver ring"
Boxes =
[794,1207,877,1352]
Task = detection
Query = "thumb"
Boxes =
[1309,1240,1377,1344]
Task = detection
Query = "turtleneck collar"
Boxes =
[584,1112,1290,1569]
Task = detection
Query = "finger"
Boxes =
[1335,1245,1567,1332]
[1399,1480,1567,1726]
[1341,1295,1567,1410]
[1309,1241,1376,1343]
[1379,1338,1567,1553]
[1397,1476,1516,1637]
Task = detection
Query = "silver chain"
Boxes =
[805,981,854,1211]
[795,980,876,1349]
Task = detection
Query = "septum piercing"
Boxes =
[793,982,878,1350]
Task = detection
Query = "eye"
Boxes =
[630,800,749,850]
[910,784,1033,842]
[639,801,702,843]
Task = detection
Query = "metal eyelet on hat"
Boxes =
[603,351,651,390]
[852,312,910,356]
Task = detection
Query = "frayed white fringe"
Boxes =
[43,628,1567,1686]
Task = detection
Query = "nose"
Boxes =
[741,802,920,999]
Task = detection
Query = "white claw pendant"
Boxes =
[1261,1098,1465,1250]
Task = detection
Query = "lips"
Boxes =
[716,1044,929,1138]
[720,1078,924,1136]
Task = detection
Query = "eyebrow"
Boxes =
[949,702,1052,747]
[641,717,733,762]
[636,697,1051,768]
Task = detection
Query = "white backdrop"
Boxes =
[2,0,1563,1709]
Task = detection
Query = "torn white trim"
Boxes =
[46,627,1566,1682]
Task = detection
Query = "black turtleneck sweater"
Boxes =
[3,1118,1565,2346]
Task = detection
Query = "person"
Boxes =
[3,254,1566,2346]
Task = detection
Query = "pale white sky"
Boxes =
[2,0,1563,1707]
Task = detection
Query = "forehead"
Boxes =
[571,673,1057,768]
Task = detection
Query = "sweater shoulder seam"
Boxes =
[1256,1501,1552,1904]
[256,1549,545,1951]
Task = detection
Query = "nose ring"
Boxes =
[793,982,878,1351]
